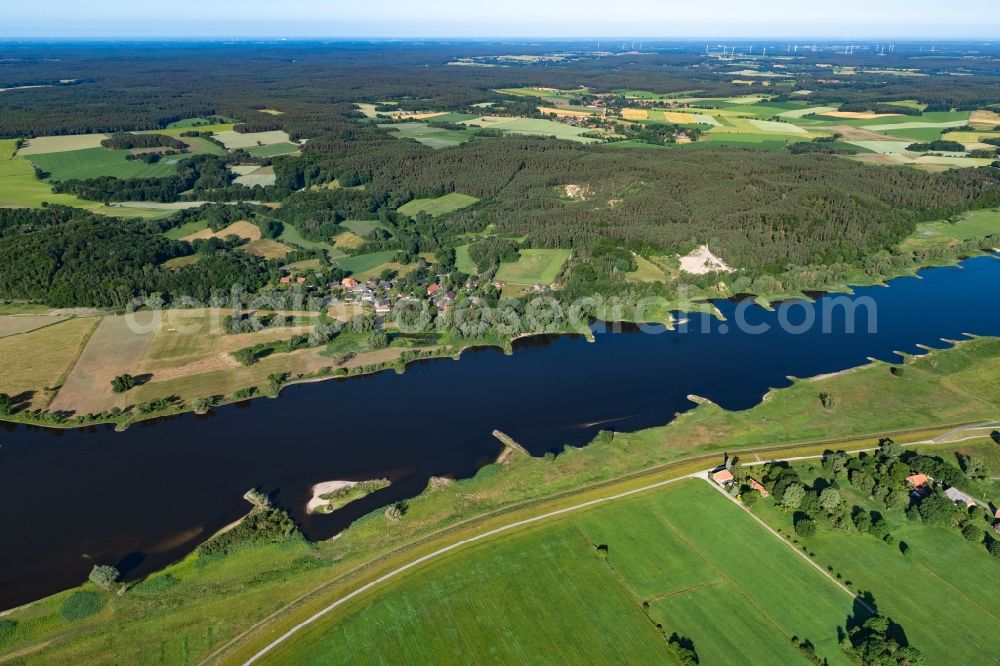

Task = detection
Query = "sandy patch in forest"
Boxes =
[678,245,733,275]
[564,184,590,200]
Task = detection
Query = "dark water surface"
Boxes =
[1,255,998,609]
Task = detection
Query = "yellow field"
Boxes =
[181,220,261,243]
[661,111,703,124]
[538,106,594,118]
[331,231,365,250]
[621,108,648,121]
[970,109,1000,126]
[0,314,70,338]
[0,317,100,408]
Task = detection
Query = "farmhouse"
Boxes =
[944,487,977,508]
[341,278,360,289]
[711,468,734,486]
[748,478,769,497]
[906,473,931,491]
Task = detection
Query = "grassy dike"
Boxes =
[1,336,998,663]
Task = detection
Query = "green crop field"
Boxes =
[330,250,398,276]
[0,139,101,209]
[380,122,479,148]
[494,248,571,284]
[397,192,478,218]
[264,480,855,665]
[165,116,235,129]
[278,222,341,255]
[245,142,300,158]
[751,465,1000,664]
[454,243,477,273]
[461,116,602,143]
[27,147,179,181]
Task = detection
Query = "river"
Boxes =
[1,254,998,609]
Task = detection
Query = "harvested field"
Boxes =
[970,109,1000,126]
[826,124,909,142]
[17,134,108,155]
[241,239,293,259]
[213,130,291,149]
[0,314,71,338]
[538,106,594,118]
[0,317,100,408]
[232,165,276,187]
[180,220,261,243]
[49,315,158,414]
[331,231,366,250]
[246,143,300,158]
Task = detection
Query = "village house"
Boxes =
[492,280,506,289]
[341,277,360,290]
[426,283,441,296]
[375,298,392,314]
[296,277,306,285]
[944,486,977,508]
[279,276,291,284]
[710,468,734,487]
[748,478,769,497]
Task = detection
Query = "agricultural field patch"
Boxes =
[331,231,366,251]
[624,255,669,282]
[538,106,595,118]
[232,165,276,187]
[151,123,234,137]
[0,140,101,209]
[970,109,1000,126]
[0,314,72,338]
[165,116,235,129]
[902,208,1000,252]
[494,248,571,285]
[379,122,479,149]
[213,130,291,150]
[245,142,300,158]
[329,250,399,277]
[241,239,293,259]
[270,480,855,665]
[621,108,648,121]
[459,116,602,143]
[27,147,179,181]
[16,134,108,155]
[162,255,200,269]
[747,119,809,134]
[397,192,478,218]
[778,105,839,118]
[862,120,970,132]
[0,316,100,409]
[180,220,261,243]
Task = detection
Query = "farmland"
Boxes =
[494,248,571,285]
[329,250,400,278]
[27,147,179,181]
[379,122,480,148]
[396,192,478,218]
[262,480,854,665]
[459,116,602,143]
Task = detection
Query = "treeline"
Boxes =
[100,132,187,150]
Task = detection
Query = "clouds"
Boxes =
[2,0,997,38]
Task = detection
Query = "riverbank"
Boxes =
[2,331,999,662]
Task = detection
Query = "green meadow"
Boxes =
[494,248,572,285]
[330,250,398,275]
[0,139,101,209]
[27,147,179,181]
[397,192,478,218]
[278,222,341,254]
[340,219,393,237]
[264,480,854,665]
[380,122,480,148]
[454,243,477,273]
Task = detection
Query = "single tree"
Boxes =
[88,564,120,590]
[819,487,842,513]
[781,484,806,511]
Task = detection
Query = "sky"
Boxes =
[3,0,998,39]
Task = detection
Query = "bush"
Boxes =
[961,522,983,543]
[88,564,120,589]
[110,374,136,393]
[0,392,13,415]
[0,619,15,645]
[59,591,106,621]
[794,515,817,537]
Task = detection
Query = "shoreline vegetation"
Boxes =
[0,244,997,432]
[2,332,998,662]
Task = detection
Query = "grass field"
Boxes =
[625,255,669,282]
[0,314,71,338]
[397,192,478,218]
[0,317,100,408]
[265,480,854,665]
[278,223,340,254]
[903,209,1000,251]
[494,249,572,285]
[330,250,399,277]
[28,147,179,181]
[245,143,301,158]
[0,139,102,209]
[180,220,261,243]
[460,116,602,143]
[454,243,477,273]
[380,122,480,148]
[165,116,235,129]
[752,464,1000,664]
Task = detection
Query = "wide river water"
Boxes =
[1,254,999,609]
